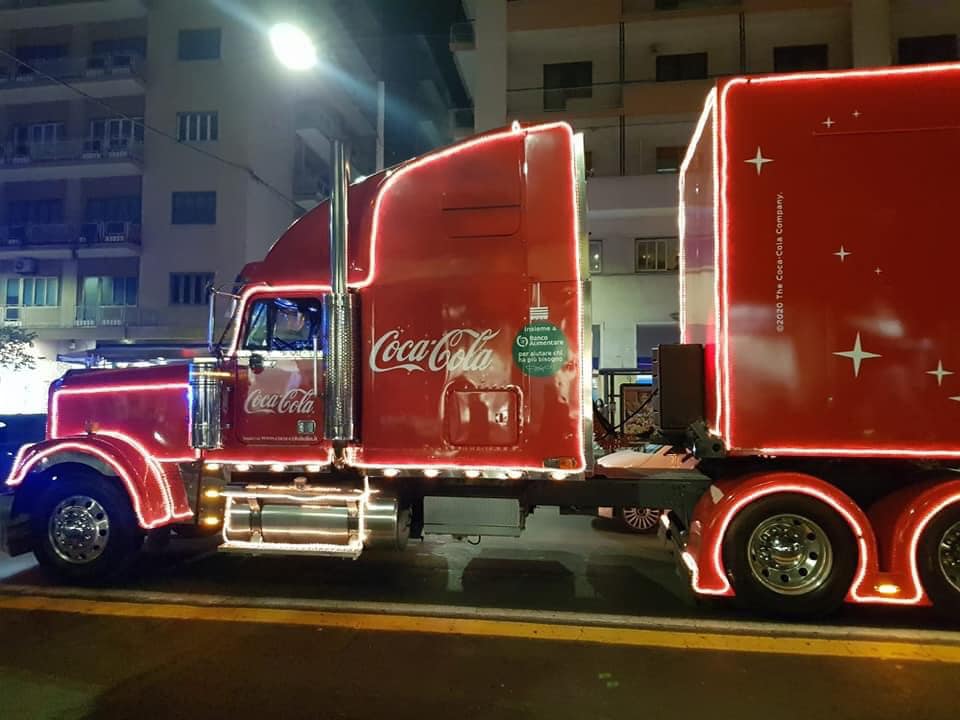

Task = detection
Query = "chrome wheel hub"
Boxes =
[938,520,960,594]
[622,507,659,531]
[48,495,110,564]
[747,513,832,596]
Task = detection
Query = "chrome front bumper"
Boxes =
[0,492,12,556]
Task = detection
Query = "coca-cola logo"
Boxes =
[244,387,316,415]
[370,328,500,373]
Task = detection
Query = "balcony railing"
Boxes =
[622,0,740,12]
[507,83,624,116]
[0,221,141,248]
[0,54,145,86]
[0,138,143,166]
[449,20,476,49]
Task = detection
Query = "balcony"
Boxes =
[0,138,143,180]
[0,0,145,30]
[622,0,740,14]
[0,222,141,257]
[507,83,623,120]
[0,54,145,105]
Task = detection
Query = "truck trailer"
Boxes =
[2,62,960,618]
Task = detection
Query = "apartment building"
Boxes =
[452,0,960,374]
[0,0,384,412]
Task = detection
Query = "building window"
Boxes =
[543,61,593,111]
[177,28,221,61]
[774,44,829,72]
[592,324,601,371]
[81,276,138,307]
[171,192,217,225]
[589,239,603,273]
[11,122,65,149]
[656,146,684,174]
[635,237,679,272]
[636,323,680,369]
[85,195,141,223]
[656,52,708,82]
[88,117,144,145]
[91,36,147,59]
[177,112,219,142]
[5,277,59,307]
[898,35,958,65]
[7,198,64,224]
[170,272,214,305]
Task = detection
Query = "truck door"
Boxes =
[234,295,324,446]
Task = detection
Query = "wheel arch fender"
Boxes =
[882,477,960,604]
[687,471,880,600]
[6,437,175,529]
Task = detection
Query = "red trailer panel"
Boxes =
[681,63,960,458]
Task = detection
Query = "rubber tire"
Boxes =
[616,507,660,534]
[723,493,857,619]
[918,505,960,619]
[32,474,143,584]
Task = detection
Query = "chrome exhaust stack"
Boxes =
[324,139,357,450]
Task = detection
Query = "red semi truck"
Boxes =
[2,62,960,618]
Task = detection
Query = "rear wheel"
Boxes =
[918,505,960,617]
[32,473,143,583]
[723,494,857,618]
[617,507,660,534]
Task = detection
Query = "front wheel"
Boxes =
[32,473,143,583]
[918,505,960,617]
[723,494,857,618]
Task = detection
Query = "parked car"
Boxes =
[596,444,697,533]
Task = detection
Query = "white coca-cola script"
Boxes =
[370,328,500,373]
[244,388,316,415]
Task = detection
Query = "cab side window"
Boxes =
[242,297,323,351]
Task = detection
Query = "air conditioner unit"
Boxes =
[14,258,37,274]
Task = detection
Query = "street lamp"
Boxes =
[269,22,317,71]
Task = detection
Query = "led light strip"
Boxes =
[5,441,180,529]
[693,483,872,600]
[49,382,191,440]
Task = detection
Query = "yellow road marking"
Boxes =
[0,594,958,664]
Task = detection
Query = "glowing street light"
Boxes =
[269,22,317,71]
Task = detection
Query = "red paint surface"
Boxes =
[681,63,960,456]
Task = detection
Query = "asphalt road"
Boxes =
[1,509,958,719]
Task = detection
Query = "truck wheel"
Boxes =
[32,474,143,583]
[723,494,857,618]
[617,507,660,534]
[918,506,960,616]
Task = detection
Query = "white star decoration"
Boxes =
[852,110,862,118]
[834,333,881,378]
[927,361,954,387]
[874,267,882,275]
[745,147,774,175]
[822,117,835,128]
[834,246,851,261]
